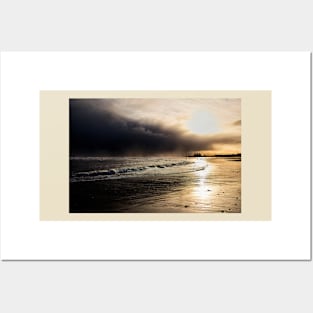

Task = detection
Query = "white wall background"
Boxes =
[0,1,312,313]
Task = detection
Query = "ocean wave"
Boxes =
[71,160,198,182]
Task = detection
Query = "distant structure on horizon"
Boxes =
[187,152,241,157]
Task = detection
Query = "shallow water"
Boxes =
[70,156,241,213]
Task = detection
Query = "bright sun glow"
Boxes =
[187,110,219,135]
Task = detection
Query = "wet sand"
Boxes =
[70,157,241,213]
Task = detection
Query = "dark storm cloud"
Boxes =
[233,120,241,126]
[70,99,240,156]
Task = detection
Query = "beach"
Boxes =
[70,156,241,213]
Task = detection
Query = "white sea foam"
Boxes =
[70,158,203,183]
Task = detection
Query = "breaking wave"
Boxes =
[70,160,205,183]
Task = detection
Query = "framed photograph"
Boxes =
[0,52,310,260]
[40,90,270,221]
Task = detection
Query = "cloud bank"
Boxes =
[70,99,241,156]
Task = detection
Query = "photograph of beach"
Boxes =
[70,98,241,213]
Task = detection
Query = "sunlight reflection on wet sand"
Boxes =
[137,157,242,213]
[173,157,240,213]
[192,159,213,200]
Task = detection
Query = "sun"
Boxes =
[187,110,219,135]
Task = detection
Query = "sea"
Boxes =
[70,156,241,213]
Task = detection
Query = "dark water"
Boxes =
[70,156,241,213]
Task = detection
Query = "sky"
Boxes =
[70,98,241,156]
